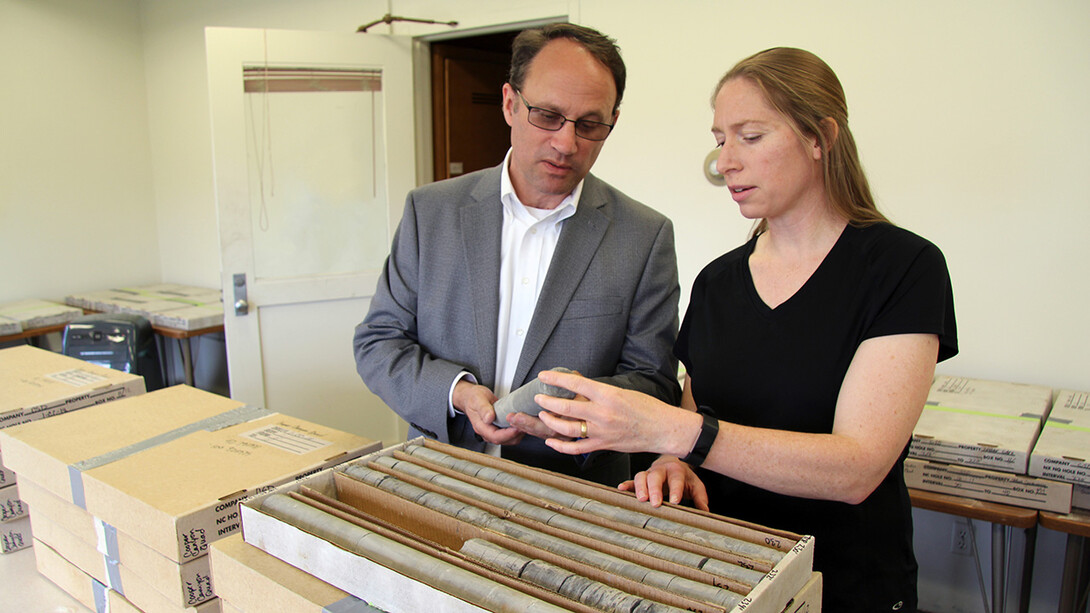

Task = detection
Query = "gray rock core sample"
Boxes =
[492,367,576,427]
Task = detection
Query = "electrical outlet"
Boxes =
[950,519,972,556]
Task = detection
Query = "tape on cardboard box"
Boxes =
[34,536,218,613]
[75,412,380,563]
[67,405,271,509]
[19,477,217,608]
[0,385,246,508]
[32,511,220,612]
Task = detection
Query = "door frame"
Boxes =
[411,18,566,187]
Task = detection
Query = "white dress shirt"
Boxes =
[494,152,580,398]
[449,151,582,452]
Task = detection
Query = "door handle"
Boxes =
[233,273,249,316]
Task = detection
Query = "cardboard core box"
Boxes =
[241,439,815,613]
[904,457,1072,513]
[911,375,1052,474]
[0,345,146,432]
[210,534,382,612]
[0,384,380,563]
[18,477,216,609]
[0,384,380,609]
[1030,389,1090,486]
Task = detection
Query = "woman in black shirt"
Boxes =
[535,47,957,612]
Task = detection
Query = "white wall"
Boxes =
[3,1,1087,610]
[0,0,159,302]
[583,0,1090,394]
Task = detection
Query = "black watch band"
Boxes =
[681,411,719,467]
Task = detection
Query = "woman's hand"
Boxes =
[533,369,699,457]
[619,456,710,511]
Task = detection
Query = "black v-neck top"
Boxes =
[676,222,957,613]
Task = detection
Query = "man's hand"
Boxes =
[453,380,524,445]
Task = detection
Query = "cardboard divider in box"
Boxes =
[34,536,223,613]
[210,534,382,612]
[1,483,28,522]
[0,345,145,432]
[910,375,1052,474]
[32,510,220,613]
[904,457,1071,513]
[2,514,31,553]
[1030,389,1090,486]
[18,477,215,608]
[0,384,381,565]
[240,439,815,613]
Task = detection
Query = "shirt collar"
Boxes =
[500,149,582,219]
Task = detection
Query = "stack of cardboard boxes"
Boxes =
[0,299,84,335]
[65,284,223,331]
[906,374,1079,513]
[0,382,380,612]
[1,346,146,555]
[1029,389,1090,511]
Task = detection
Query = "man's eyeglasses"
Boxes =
[515,89,614,141]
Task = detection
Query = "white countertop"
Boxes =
[0,544,90,613]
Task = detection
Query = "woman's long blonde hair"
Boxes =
[716,47,887,236]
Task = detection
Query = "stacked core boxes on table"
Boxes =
[906,375,1077,513]
[0,384,380,612]
[1,345,146,554]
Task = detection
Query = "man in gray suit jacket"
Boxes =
[354,23,680,486]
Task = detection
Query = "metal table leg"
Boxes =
[1058,533,1086,613]
[179,337,195,387]
[994,523,1007,613]
[1019,523,1036,613]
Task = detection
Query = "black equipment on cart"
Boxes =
[63,313,164,391]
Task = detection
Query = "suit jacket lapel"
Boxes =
[513,175,610,386]
[461,168,503,387]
